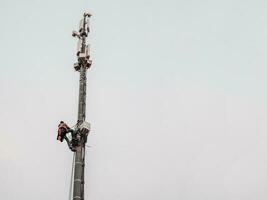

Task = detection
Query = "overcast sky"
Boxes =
[1,0,267,199]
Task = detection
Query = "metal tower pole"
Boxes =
[72,12,92,200]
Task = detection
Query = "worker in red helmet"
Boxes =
[57,121,76,151]
[57,121,69,141]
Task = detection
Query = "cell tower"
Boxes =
[71,12,92,200]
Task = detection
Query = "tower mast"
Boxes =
[72,12,92,200]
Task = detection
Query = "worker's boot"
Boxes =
[71,138,78,148]
[70,146,76,152]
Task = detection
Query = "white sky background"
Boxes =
[1,0,267,199]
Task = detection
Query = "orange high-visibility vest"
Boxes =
[58,123,69,136]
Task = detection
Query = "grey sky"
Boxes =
[1,0,267,199]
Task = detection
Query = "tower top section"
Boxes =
[72,12,92,71]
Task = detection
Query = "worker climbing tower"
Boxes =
[71,12,92,200]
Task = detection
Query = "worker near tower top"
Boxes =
[57,121,76,151]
